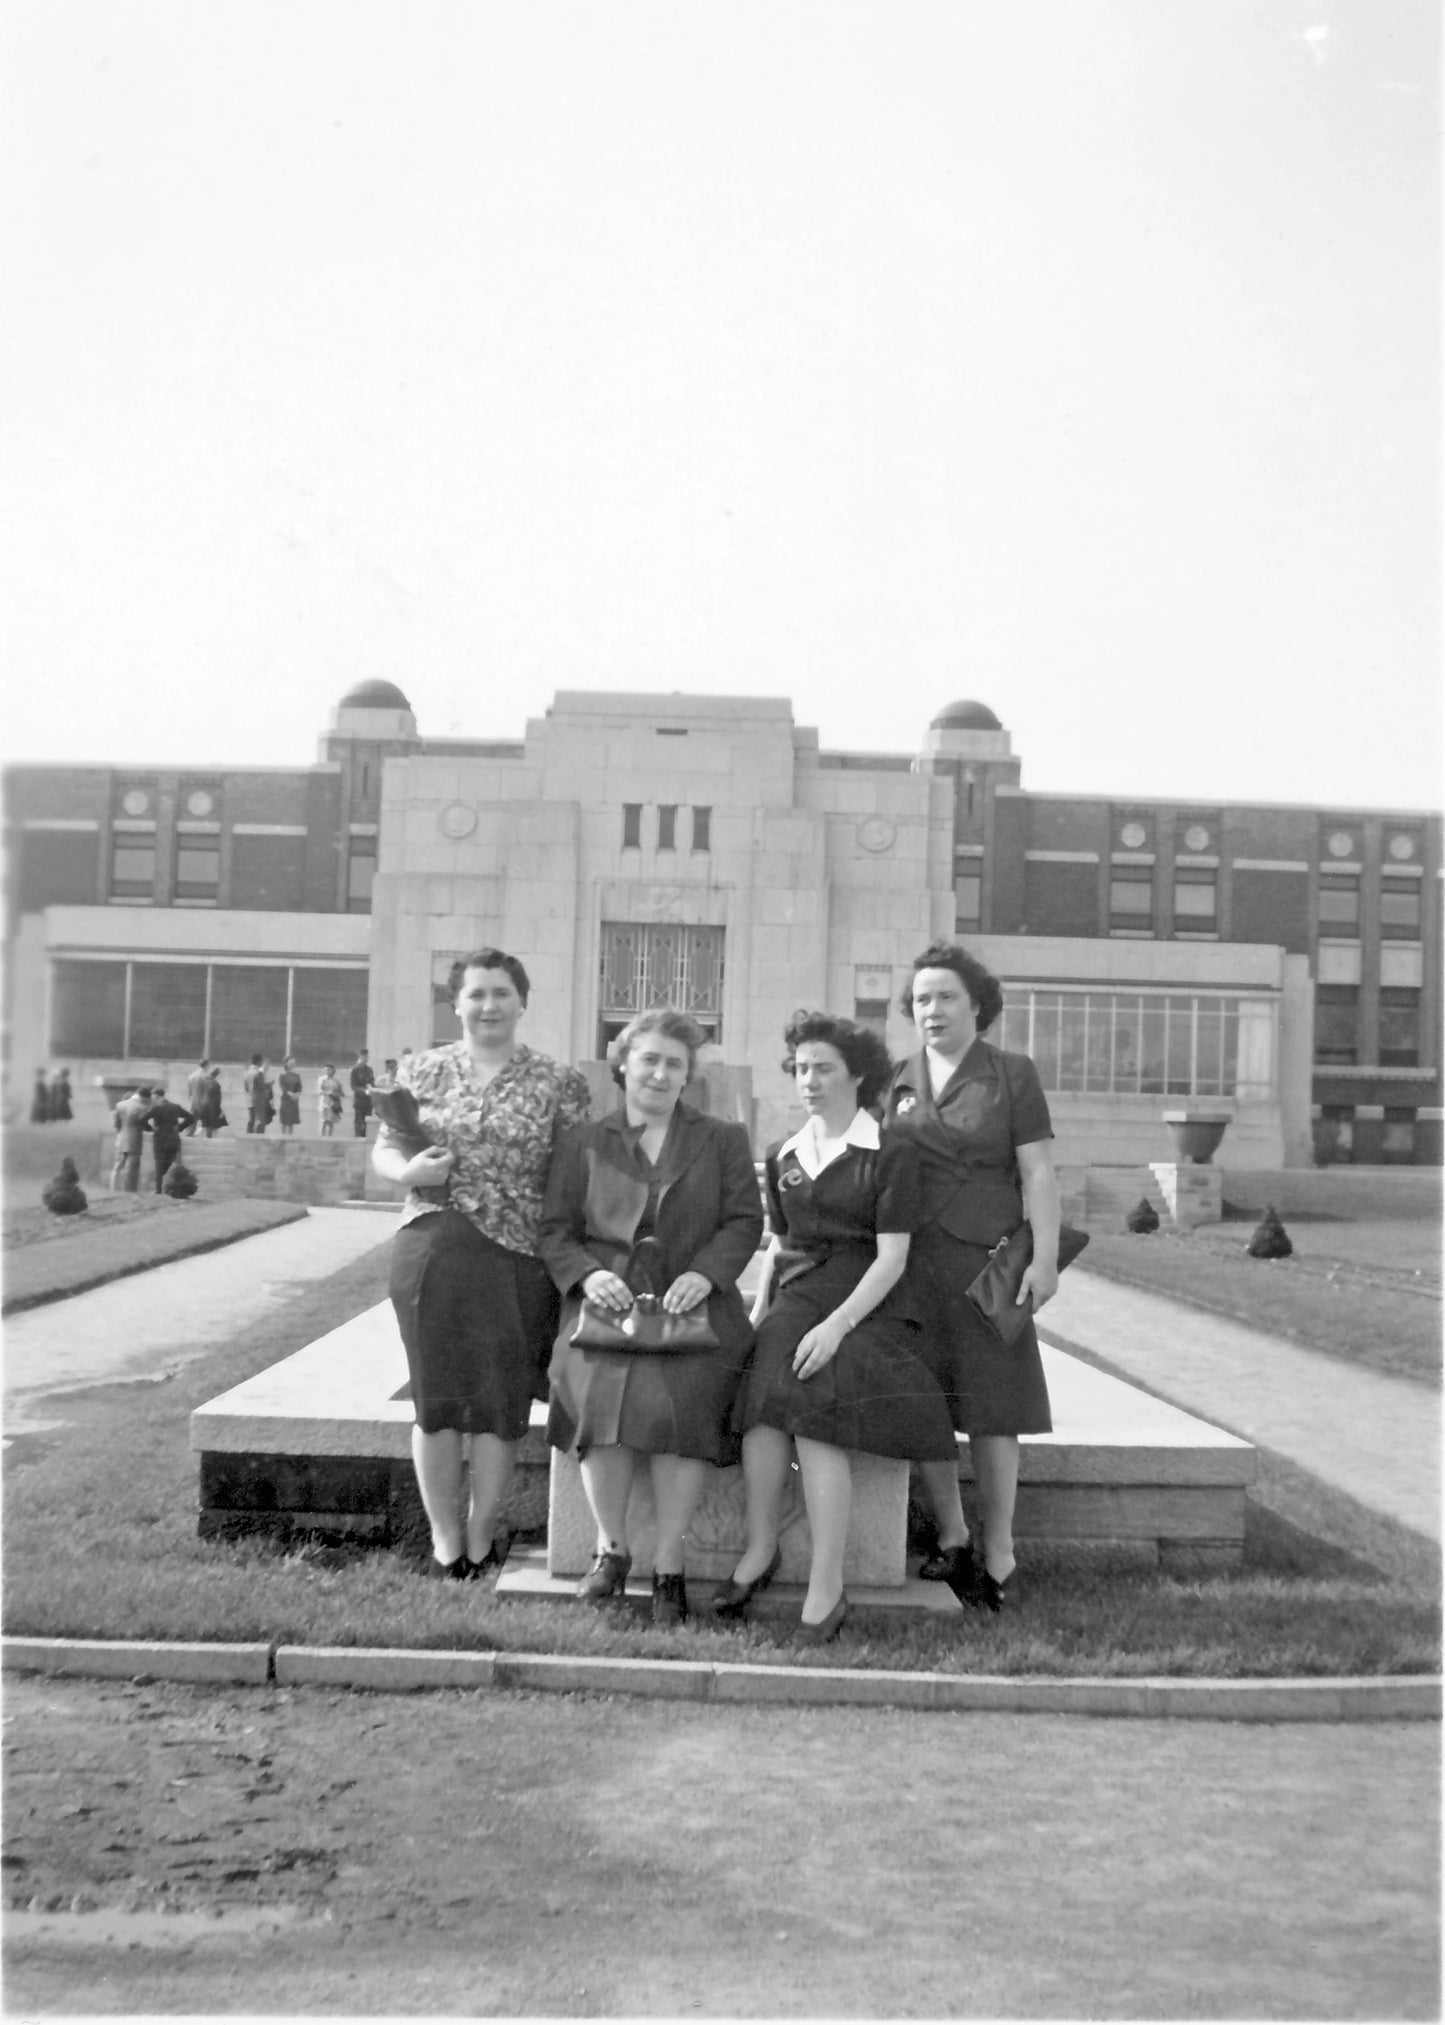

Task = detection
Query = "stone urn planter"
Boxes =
[1162,1110,1231,1165]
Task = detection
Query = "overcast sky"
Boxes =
[3,2,1438,811]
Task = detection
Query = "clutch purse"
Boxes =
[569,1235,719,1354]
[370,1086,447,1204]
[570,1293,718,1354]
[965,1221,1090,1347]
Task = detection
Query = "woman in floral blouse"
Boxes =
[373,949,591,1578]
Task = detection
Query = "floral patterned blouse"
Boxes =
[387,1042,592,1255]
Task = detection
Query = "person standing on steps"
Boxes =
[316,1063,344,1137]
[373,949,591,1580]
[883,941,1061,1613]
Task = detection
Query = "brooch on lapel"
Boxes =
[894,1094,918,1115]
[777,1161,806,1191]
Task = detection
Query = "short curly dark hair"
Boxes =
[607,1007,708,1088]
[781,1010,894,1110]
[899,941,1002,1034]
[447,948,531,1006]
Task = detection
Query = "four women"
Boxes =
[372,938,1062,1632]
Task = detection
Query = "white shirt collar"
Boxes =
[778,1108,880,1176]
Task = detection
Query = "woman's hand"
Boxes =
[582,1270,633,1313]
[662,1271,712,1315]
[792,1314,851,1381]
[1018,1257,1059,1310]
[400,1146,454,1189]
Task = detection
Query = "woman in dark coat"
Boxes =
[48,1069,73,1122]
[276,1057,303,1135]
[883,941,1062,1611]
[30,1070,50,1124]
[539,1008,763,1626]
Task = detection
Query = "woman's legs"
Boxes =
[732,1424,793,1582]
[411,1426,465,1565]
[972,1434,1020,1580]
[578,1444,637,1554]
[464,1432,517,1562]
[649,1453,708,1575]
[794,1437,851,1622]
[917,1457,971,1552]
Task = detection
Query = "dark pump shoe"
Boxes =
[465,1533,512,1579]
[796,1593,849,1645]
[708,1545,783,1621]
[576,1548,632,1603]
[979,1564,1015,1613]
[651,1571,689,1626]
[429,1555,471,1581]
[923,1541,981,1607]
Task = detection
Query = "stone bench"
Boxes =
[190,1301,1256,1576]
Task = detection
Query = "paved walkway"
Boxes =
[1041,1268,1441,1542]
[3,1207,397,1437]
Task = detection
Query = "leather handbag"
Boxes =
[569,1237,719,1354]
[965,1222,1090,1347]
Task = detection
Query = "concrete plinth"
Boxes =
[1149,1162,1224,1229]
[545,1447,910,1585]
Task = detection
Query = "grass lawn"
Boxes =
[4,1251,1439,1679]
[2,1197,308,1314]
[1078,1219,1442,1389]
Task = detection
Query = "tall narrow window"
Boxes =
[1173,875,1217,928]
[954,875,981,929]
[1317,877,1359,927]
[1380,882,1422,936]
[691,806,711,852]
[657,804,677,850]
[1314,986,1359,1065]
[110,841,156,899]
[622,805,642,849]
[1378,990,1422,1067]
[348,849,376,911]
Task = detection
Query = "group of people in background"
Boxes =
[110,1081,198,1193]
[28,1067,73,1123]
[375,939,1061,1644]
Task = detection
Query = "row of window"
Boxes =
[1314,988,1423,1067]
[621,805,711,852]
[49,960,370,1063]
[108,836,376,911]
[994,990,1255,1098]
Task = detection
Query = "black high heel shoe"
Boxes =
[708,1545,783,1621]
[796,1592,849,1645]
[464,1532,512,1580]
[979,1563,1015,1613]
[651,1571,689,1627]
[923,1541,981,1607]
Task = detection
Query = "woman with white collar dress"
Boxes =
[715,1011,957,1642]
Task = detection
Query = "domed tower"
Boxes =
[318,681,422,912]
[919,699,1022,934]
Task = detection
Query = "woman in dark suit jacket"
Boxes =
[539,1008,763,1625]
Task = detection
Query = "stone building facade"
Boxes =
[5,681,1440,1165]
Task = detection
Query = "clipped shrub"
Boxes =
[162,1161,199,1200]
[41,1156,88,1216]
[1125,1196,1160,1234]
[1247,1204,1293,1259]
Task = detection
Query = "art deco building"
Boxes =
[5,682,1439,1164]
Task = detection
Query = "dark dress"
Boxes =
[277,1071,302,1129]
[540,1106,763,1466]
[883,1038,1054,1436]
[736,1124,957,1461]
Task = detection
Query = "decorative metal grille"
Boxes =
[599,923,725,1020]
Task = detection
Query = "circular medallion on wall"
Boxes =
[1119,821,1147,849]
[857,815,896,854]
[1327,831,1355,858]
[438,801,477,840]
[121,789,150,816]
[186,790,214,817]
[1387,834,1416,861]
[1183,824,1210,852]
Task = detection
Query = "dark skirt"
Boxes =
[908,1224,1053,1436]
[547,1302,751,1466]
[736,1255,957,1461]
[389,1209,559,1438]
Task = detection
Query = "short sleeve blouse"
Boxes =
[389,1041,592,1254]
[883,1037,1052,1247]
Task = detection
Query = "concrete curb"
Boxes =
[2,1638,273,1685]
[1,1202,311,1317]
[3,1637,1438,1720]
